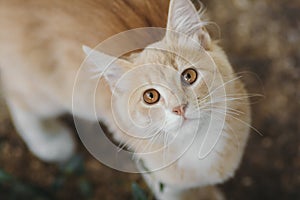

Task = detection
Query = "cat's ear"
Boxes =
[82,45,132,89]
[166,0,211,50]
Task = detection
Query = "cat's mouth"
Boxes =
[178,114,201,127]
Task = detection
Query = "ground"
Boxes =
[0,0,299,199]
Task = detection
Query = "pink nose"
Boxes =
[172,105,186,116]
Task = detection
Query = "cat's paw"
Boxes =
[29,122,75,163]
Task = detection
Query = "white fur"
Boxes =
[82,45,131,89]
[82,1,249,199]
[6,98,75,162]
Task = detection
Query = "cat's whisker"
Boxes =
[209,95,261,103]
[118,130,155,152]
[198,101,244,114]
[133,117,169,154]
[202,107,240,119]
[125,138,144,157]
[208,93,264,101]
[208,75,242,93]
[201,98,247,106]
[117,134,145,153]
[132,140,145,158]
[202,112,241,152]
[197,93,263,105]
[191,106,241,118]
[197,76,242,104]
[142,133,159,153]
[135,132,157,154]
[206,108,263,136]
[216,93,264,98]
[196,92,263,112]
[214,108,241,116]
[224,70,265,85]
[127,122,164,140]
[199,103,244,115]
[207,104,244,114]
[117,138,132,152]
[126,129,160,156]
[139,130,164,154]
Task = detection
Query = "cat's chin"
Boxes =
[180,117,206,134]
[182,118,200,128]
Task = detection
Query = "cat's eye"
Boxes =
[181,68,197,85]
[143,89,160,104]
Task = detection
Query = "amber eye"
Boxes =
[181,68,198,85]
[143,89,160,104]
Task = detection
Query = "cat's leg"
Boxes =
[141,172,224,200]
[6,97,75,163]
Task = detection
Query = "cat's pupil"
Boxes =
[185,73,191,80]
[148,92,154,99]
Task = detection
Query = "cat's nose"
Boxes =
[172,104,186,116]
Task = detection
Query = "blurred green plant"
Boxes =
[0,168,52,200]
[0,154,93,200]
[0,155,155,200]
[53,154,93,199]
[131,182,148,200]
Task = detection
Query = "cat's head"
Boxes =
[84,0,233,149]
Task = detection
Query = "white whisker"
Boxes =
[197,76,242,104]
[206,108,263,136]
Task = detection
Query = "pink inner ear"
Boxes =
[166,0,211,50]
[167,0,200,31]
[199,29,212,50]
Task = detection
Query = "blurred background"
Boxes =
[0,0,299,199]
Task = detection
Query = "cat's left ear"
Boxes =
[82,45,132,89]
[166,0,211,50]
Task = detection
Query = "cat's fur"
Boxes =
[0,0,250,199]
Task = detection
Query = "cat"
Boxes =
[0,0,250,199]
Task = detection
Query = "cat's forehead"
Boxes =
[135,48,178,70]
[127,39,212,90]
[124,59,182,91]
[134,40,207,72]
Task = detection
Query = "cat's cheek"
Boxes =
[183,104,201,120]
[158,97,166,105]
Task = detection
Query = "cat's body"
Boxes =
[0,0,168,161]
[0,0,250,199]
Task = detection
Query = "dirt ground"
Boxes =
[0,0,299,199]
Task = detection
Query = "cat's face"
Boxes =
[84,0,228,148]
[112,40,217,137]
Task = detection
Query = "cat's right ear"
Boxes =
[82,45,132,89]
[166,0,211,50]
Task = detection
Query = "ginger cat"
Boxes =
[0,0,250,199]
